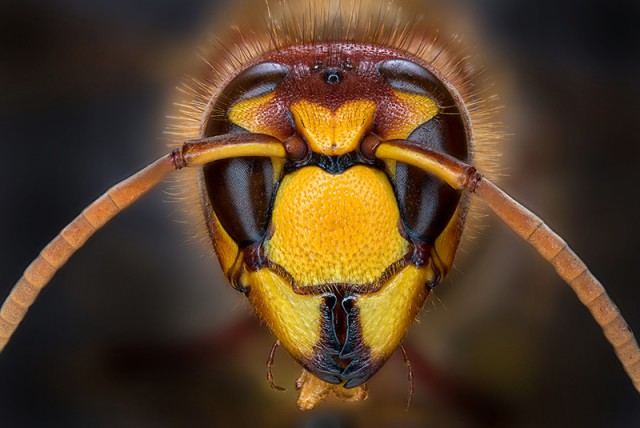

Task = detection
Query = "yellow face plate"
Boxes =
[355,264,432,361]
[265,165,409,288]
[290,100,376,155]
[243,269,324,360]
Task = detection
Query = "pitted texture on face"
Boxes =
[266,165,409,288]
[243,269,324,360]
[196,42,476,396]
[381,91,440,140]
[227,92,293,141]
[290,100,376,156]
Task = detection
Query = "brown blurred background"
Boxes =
[0,0,639,427]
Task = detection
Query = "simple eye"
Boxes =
[378,59,469,244]
[202,62,288,248]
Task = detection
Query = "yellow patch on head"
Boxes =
[244,269,324,360]
[266,165,409,288]
[382,91,440,140]
[356,264,433,361]
[432,203,466,276]
[228,92,290,140]
[290,100,376,155]
[206,204,240,275]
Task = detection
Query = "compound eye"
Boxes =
[202,62,289,248]
[378,59,469,243]
[378,59,449,102]
[225,62,290,102]
[204,62,289,136]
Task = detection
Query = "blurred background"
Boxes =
[0,0,639,426]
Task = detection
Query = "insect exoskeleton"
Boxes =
[1,0,638,414]
[204,45,469,388]
[168,0,499,408]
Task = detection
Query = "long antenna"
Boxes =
[372,139,640,392]
[0,153,178,351]
[0,134,287,352]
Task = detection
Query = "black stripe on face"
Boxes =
[305,294,343,384]
[284,151,384,175]
[303,293,379,388]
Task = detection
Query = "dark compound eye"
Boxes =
[378,59,447,100]
[225,62,290,102]
[378,59,469,244]
[204,62,289,137]
[205,156,275,247]
[202,62,289,248]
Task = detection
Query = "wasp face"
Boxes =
[1,0,638,417]
[200,44,470,388]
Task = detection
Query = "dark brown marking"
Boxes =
[266,257,408,296]
[301,294,343,384]
[297,292,379,389]
[242,243,267,271]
